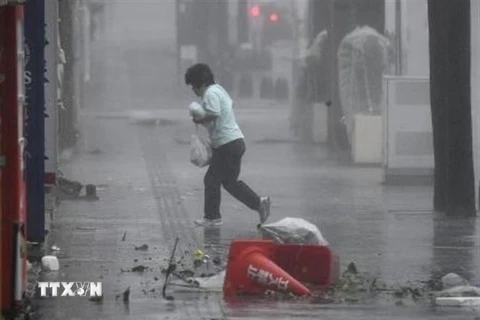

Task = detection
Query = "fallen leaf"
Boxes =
[131,265,147,272]
[135,244,149,251]
[213,256,222,265]
[346,262,358,274]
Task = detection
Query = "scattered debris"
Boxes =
[55,177,102,201]
[346,262,358,274]
[9,299,36,320]
[162,238,179,301]
[192,248,205,259]
[89,295,103,303]
[131,265,148,272]
[57,177,83,199]
[212,256,222,266]
[193,259,203,268]
[134,244,149,251]
[121,231,127,241]
[307,263,439,306]
[123,287,130,303]
[199,272,217,278]
[85,184,99,201]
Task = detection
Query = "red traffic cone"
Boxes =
[223,240,312,296]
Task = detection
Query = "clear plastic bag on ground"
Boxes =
[258,217,329,246]
[189,133,212,168]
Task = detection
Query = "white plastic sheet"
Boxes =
[258,217,329,246]
[433,273,480,308]
[435,297,480,307]
[169,270,225,292]
[337,26,391,143]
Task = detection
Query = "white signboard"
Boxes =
[44,0,58,185]
[383,76,433,179]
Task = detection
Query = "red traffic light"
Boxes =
[250,5,260,17]
[268,12,279,22]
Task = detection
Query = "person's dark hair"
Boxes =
[184,63,215,88]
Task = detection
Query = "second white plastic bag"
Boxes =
[190,133,212,168]
[258,217,329,245]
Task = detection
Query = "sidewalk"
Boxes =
[30,22,224,319]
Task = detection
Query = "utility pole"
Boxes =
[428,0,475,216]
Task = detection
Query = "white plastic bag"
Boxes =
[190,132,212,168]
[189,101,207,119]
[258,217,329,246]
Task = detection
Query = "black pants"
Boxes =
[204,138,260,220]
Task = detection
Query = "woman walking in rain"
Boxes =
[185,63,271,227]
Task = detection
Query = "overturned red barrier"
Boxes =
[223,240,337,297]
[273,243,337,290]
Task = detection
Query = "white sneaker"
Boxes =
[194,218,223,227]
[258,197,271,224]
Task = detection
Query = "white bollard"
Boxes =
[352,113,383,164]
[312,103,328,143]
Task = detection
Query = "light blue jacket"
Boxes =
[202,84,244,148]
